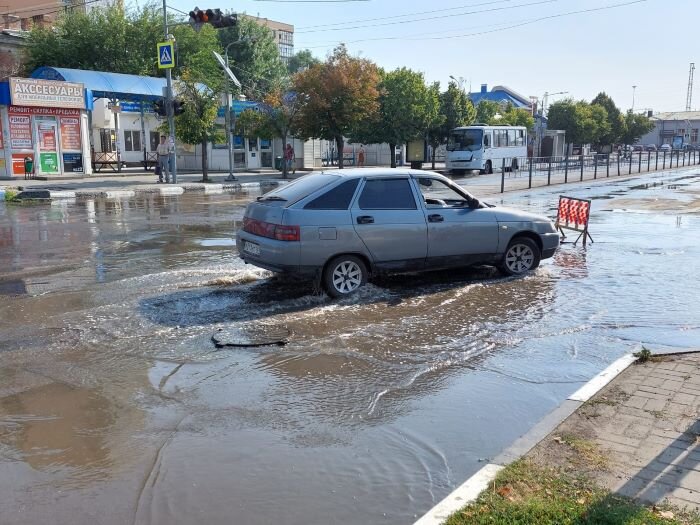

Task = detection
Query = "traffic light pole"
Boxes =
[225,53,235,181]
[163,0,177,183]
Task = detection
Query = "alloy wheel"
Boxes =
[505,243,535,274]
[332,261,363,294]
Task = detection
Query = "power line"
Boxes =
[296,0,559,33]
[297,0,515,30]
[299,0,648,48]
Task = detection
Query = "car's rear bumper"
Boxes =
[236,230,317,276]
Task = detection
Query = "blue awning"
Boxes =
[30,67,166,102]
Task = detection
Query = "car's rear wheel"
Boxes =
[323,255,368,297]
[500,237,541,276]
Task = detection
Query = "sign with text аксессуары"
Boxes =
[9,78,85,109]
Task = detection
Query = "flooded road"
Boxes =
[1,171,699,524]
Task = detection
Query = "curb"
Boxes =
[413,353,637,525]
[24,180,286,200]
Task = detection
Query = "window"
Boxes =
[262,174,340,205]
[516,129,525,146]
[494,129,507,147]
[124,130,141,152]
[99,129,115,152]
[149,131,160,152]
[304,179,359,210]
[692,129,699,143]
[447,129,482,151]
[507,129,516,146]
[358,178,416,210]
[415,178,469,208]
[483,132,491,148]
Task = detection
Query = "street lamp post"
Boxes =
[632,85,637,113]
[224,38,254,181]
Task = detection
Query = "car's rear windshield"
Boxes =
[258,174,341,205]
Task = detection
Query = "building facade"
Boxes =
[243,15,294,64]
[639,111,700,147]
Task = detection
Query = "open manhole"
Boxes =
[212,323,290,348]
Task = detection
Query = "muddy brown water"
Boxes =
[1,172,699,524]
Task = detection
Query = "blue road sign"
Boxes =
[157,41,174,69]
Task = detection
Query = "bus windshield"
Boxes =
[447,129,483,152]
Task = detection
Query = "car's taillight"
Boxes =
[243,218,300,242]
[273,225,300,241]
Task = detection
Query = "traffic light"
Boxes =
[173,99,186,116]
[188,7,237,31]
[154,100,166,117]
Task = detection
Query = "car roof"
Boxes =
[317,167,445,179]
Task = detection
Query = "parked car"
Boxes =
[632,145,644,152]
[237,169,560,297]
[660,144,672,152]
[645,144,657,152]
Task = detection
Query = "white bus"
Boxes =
[446,125,527,174]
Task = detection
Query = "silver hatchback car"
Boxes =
[237,169,559,297]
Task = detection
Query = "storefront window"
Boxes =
[124,130,141,152]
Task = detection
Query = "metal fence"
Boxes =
[496,150,700,193]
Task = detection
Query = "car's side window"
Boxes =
[304,178,359,210]
[358,178,417,210]
[416,178,469,208]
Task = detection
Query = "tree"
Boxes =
[236,88,306,178]
[294,45,380,169]
[25,4,212,77]
[499,104,535,130]
[547,99,610,148]
[621,111,655,145]
[288,49,320,74]
[172,49,225,182]
[591,92,625,146]
[352,68,439,168]
[218,16,287,101]
[475,100,501,124]
[426,81,475,169]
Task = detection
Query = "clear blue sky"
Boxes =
[173,0,697,113]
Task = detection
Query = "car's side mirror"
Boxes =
[468,199,480,209]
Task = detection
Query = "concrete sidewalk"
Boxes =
[530,351,700,512]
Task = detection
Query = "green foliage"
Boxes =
[475,100,501,124]
[445,460,685,525]
[426,81,475,162]
[547,99,610,146]
[25,4,215,77]
[4,189,18,202]
[351,68,440,167]
[294,45,381,168]
[288,49,320,74]
[622,111,655,145]
[474,101,534,130]
[591,92,625,145]
[634,346,653,363]
[218,16,287,100]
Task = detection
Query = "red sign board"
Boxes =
[60,117,81,151]
[12,153,33,175]
[555,196,593,245]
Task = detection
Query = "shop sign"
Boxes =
[9,106,80,117]
[12,153,33,175]
[62,152,83,173]
[10,78,85,109]
[60,117,82,150]
[9,114,32,150]
[38,119,57,152]
[39,152,59,173]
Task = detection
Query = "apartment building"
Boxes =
[243,15,294,64]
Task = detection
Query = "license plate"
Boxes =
[243,241,260,256]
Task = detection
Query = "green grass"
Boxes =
[3,189,17,202]
[445,460,694,525]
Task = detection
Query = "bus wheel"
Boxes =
[485,160,492,174]
[511,158,519,171]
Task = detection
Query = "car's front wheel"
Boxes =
[500,237,541,276]
[323,255,368,298]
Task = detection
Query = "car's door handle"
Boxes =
[356,215,374,224]
[428,214,444,223]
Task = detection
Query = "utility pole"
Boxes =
[686,63,695,112]
[631,85,637,113]
[162,0,177,183]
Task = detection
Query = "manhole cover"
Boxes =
[212,324,290,348]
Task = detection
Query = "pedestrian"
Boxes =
[284,143,296,174]
[156,135,171,183]
[358,144,366,167]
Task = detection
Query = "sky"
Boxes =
[171,0,698,113]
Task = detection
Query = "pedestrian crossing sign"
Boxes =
[157,41,175,69]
